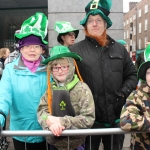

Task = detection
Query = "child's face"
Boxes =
[52,63,69,83]
[146,68,150,86]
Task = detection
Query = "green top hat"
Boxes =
[80,0,112,28]
[15,12,48,44]
[54,21,79,43]
[117,40,127,45]
[42,45,82,65]
[138,44,150,81]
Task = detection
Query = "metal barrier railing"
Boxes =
[0,128,148,150]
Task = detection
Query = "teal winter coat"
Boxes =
[0,55,47,143]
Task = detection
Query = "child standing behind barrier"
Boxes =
[120,44,150,150]
[37,45,95,150]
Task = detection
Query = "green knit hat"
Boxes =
[54,21,79,43]
[15,12,48,44]
[42,45,82,65]
[138,44,150,81]
[80,0,112,28]
[117,40,127,45]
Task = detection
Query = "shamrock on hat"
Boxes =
[80,0,112,28]
[54,21,79,43]
[138,44,150,81]
[42,45,82,65]
[15,12,48,44]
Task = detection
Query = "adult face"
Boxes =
[52,63,69,83]
[20,45,42,61]
[61,32,76,47]
[146,42,150,47]
[146,68,150,86]
[86,15,106,37]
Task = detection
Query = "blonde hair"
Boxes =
[46,58,83,114]
[0,48,9,58]
[50,58,69,68]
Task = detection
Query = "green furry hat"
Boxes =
[15,12,48,44]
[138,44,150,81]
[80,0,112,28]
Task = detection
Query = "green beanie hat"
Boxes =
[15,12,48,44]
[54,21,79,43]
[138,44,150,81]
[42,46,82,65]
[117,40,127,45]
[80,0,112,28]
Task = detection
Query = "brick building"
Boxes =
[123,0,150,53]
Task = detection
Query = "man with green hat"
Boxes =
[37,45,95,150]
[120,44,150,150]
[70,0,138,149]
[54,21,79,47]
[0,12,49,150]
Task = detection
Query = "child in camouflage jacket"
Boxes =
[120,44,150,150]
[37,45,95,150]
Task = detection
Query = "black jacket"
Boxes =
[0,58,5,80]
[70,35,138,125]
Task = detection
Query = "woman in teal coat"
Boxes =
[0,12,48,150]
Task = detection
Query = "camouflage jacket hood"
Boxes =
[120,85,150,150]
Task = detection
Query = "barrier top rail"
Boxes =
[0,128,150,137]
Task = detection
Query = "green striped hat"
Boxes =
[15,12,48,44]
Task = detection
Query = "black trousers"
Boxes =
[85,122,125,150]
[13,138,49,150]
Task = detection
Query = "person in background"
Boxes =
[0,48,10,79]
[54,21,79,47]
[120,44,150,150]
[0,12,49,150]
[117,40,127,49]
[135,41,150,70]
[37,45,95,150]
[42,45,49,59]
[70,0,138,149]
[4,30,21,66]
[135,41,150,88]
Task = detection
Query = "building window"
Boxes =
[133,14,136,20]
[130,17,132,22]
[138,9,141,18]
[145,19,148,30]
[124,21,125,26]
[124,31,126,39]
[127,30,129,39]
[145,37,148,47]
[139,38,141,49]
[145,4,148,13]
[133,41,135,50]
[139,23,141,33]
[133,26,136,35]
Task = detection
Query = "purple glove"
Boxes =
[77,143,85,150]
